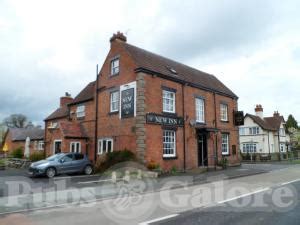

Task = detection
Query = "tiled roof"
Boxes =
[70,81,95,105]
[44,105,69,121]
[246,114,285,131]
[123,43,238,99]
[59,121,87,139]
[9,127,44,141]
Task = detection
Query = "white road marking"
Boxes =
[217,188,270,204]
[77,179,113,184]
[139,214,179,225]
[53,174,101,180]
[281,178,300,186]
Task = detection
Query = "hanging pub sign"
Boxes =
[234,111,244,126]
[146,113,184,127]
[121,87,135,118]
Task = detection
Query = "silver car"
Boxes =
[28,153,93,178]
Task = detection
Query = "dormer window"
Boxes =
[111,58,119,76]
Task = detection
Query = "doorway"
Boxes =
[197,132,208,167]
[54,140,62,154]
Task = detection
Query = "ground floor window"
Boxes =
[163,130,176,157]
[98,138,113,155]
[38,141,44,150]
[242,143,257,153]
[70,142,81,153]
[221,133,229,155]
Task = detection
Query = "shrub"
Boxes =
[29,152,45,162]
[94,149,136,173]
[11,147,23,159]
[217,157,228,169]
[170,165,177,174]
[147,160,160,170]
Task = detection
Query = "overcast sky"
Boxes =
[1,0,300,126]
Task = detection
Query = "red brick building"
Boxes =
[45,32,241,170]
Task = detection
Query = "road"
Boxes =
[0,164,299,225]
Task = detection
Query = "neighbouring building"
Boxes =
[45,32,241,171]
[2,127,44,155]
[239,105,291,155]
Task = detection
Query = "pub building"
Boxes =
[45,32,242,171]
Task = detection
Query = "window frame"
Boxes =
[162,90,176,113]
[195,97,205,123]
[70,142,81,153]
[220,103,229,122]
[38,141,44,151]
[98,138,113,155]
[110,90,120,113]
[163,130,176,158]
[110,58,120,76]
[221,133,230,155]
[76,105,85,118]
[242,143,257,153]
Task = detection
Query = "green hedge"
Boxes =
[29,152,45,162]
[10,147,23,159]
[94,149,136,173]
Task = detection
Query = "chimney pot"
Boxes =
[110,31,127,43]
[60,94,73,107]
[255,104,264,119]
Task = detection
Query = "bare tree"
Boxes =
[3,114,29,128]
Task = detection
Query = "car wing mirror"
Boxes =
[60,159,65,163]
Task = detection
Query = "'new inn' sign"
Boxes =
[146,113,184,127]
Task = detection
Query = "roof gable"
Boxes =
[69,81,95,105]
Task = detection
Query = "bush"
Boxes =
[11,147,23,159]
[94,149,136,173]
[217,157,228,169]
[29,152,45,162]
[147,160,160,170]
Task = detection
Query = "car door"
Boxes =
[57,153,74,174]
[71,153,85,173]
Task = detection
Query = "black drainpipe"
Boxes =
[213,92,218,170]
[267,131,271,155]
[94,64,99,162]
[182,83,186,172]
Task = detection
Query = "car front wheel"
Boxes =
[46,167,56,178]
[84,165,93,175]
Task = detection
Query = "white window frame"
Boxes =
[163,130,176,158]
[98,138,113,155]
[53,139,62,154]
[195,97,205,123]
[163,90,176,113]
[221,133,229,155]
[110,91,120,112]
[280,143,286,152]
[70,142,81,153]
[249,127,259,135]
[38,141,44,151]
[76,105,85,118]
[242,143,257,153]
[111,58,119,76]
[239,127,245,136]
[279,128,285,136]
[220,103,228,121]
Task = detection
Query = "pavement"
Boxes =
[0,165,300,225]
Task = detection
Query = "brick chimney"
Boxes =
[110,31,127,43]
[60,92,73,107]
[255,104,264,119]
[273,111,280,117]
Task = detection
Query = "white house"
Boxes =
[239,105,290,155]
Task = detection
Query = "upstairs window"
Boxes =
[38,141,44,150]
[249,127,259,135]
[239,127,246,136]
[110,91,120,112]
[279,128,285,136]
[111,58,119,76]
[195,98,205,123]
[163,90,175,113]
[221,133,229,155]
[220,103,228,121]
[98,138,113,155]
[76,105,85,118]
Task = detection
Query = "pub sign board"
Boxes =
[121,88,135,118]
[146,113,184,127]
[234,111,244,126]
